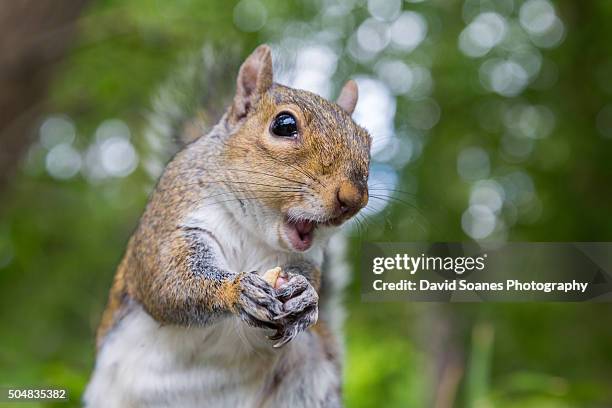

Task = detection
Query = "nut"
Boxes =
[262,267,288,288]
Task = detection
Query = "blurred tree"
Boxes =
[0,0,89,189]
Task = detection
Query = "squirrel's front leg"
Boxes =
[267,262,320,347]
[128,227,282,330]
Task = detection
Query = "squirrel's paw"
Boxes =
[269,274,319,348]
[237,272,283,330]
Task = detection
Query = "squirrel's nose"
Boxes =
[336,181,368,216]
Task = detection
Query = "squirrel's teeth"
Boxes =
[284,218,316,251]
[295,220,314,234]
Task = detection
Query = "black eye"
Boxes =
[270,113,298,138]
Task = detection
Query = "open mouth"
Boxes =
[283,214,347,252]
[283,219,317,251]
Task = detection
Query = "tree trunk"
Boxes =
[0,0,89,188]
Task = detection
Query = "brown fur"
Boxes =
[95,45,371,356]
[222,85,370,231]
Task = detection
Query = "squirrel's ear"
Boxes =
[231,45,274,121]
[336,80,358,115]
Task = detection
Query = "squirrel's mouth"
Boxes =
[283,219,317,252]
[282,214,347,252]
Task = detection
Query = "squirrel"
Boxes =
[84,45,371,408]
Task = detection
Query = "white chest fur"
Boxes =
[85,304,339,408]
[84,204,337,408]
[86,305,274,407]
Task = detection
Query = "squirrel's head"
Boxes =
[216,45,371,252]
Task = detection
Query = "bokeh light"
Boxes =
[40,116,76,150]
[46,143,81,180]
[233,0,267,32]
[390,11,428,52]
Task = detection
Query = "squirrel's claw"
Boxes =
[274,275,318,320]
[272,307,318,348]
[275,274,310,303]
[237,271,319,347]
[273,335,293,348]
[269,273,319,347]
[238,272,283,329]
[267,331,283,341]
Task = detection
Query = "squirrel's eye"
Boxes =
[270,113,298,138]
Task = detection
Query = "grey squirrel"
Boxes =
[84,44,371,408]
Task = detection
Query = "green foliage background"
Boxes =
[1,0,612,407]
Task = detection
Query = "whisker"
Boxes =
[368,187,416,197]
[369,194,417,210]
[156,180,305,194]
[199,189,304,202]
[172,165,311,187]
[254,145,323,187]
[197,194,302,209]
